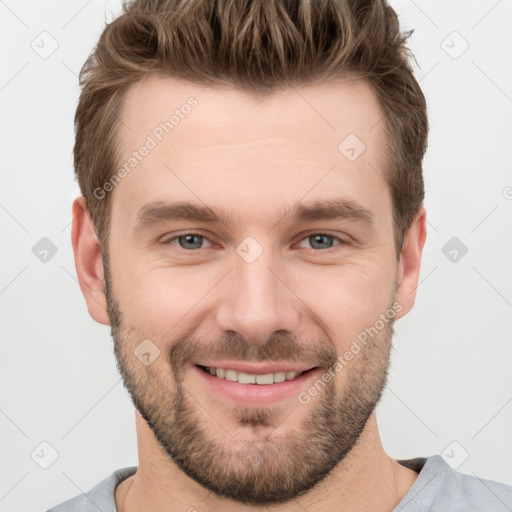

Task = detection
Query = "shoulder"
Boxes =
[46,467,137,512]
[396,455,512,512]
[441,462,512,511]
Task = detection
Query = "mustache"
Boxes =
[169,331,338,380]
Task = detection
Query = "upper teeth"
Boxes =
[206,367,302,385]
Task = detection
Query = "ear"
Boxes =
[71,196,110,326]
[394,206,427,319]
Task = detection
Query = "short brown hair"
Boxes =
[74,0,428,258]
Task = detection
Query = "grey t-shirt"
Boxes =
[46,455,512,511]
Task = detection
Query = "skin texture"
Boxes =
[72,75,427,511]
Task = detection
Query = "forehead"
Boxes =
[113,75,390,228]
[120,75,385,146]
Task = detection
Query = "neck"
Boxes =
[116,412,418,512]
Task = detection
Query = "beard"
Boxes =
[104,260,394,505]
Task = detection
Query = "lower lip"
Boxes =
[191,364,322,406]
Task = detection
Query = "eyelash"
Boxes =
[162,232,349,253]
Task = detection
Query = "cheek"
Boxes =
[112,259,217,338]
[292,260,396,343]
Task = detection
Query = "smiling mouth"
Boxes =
[196,364,318,385]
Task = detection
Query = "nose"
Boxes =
[215,253,300,345]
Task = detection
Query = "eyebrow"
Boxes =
[289,199,374,226]
[133,198,375,231]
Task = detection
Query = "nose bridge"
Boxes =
[215,241,300,344]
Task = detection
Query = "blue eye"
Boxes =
[297,234,344,250]
[169,234,212,250]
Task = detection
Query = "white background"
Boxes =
[1,1,511,510]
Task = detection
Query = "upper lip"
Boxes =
[195,361,318,375]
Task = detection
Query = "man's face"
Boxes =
[104,76,404,504]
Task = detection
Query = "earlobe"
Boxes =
[71,196,110,326]
[394,207,427,320]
